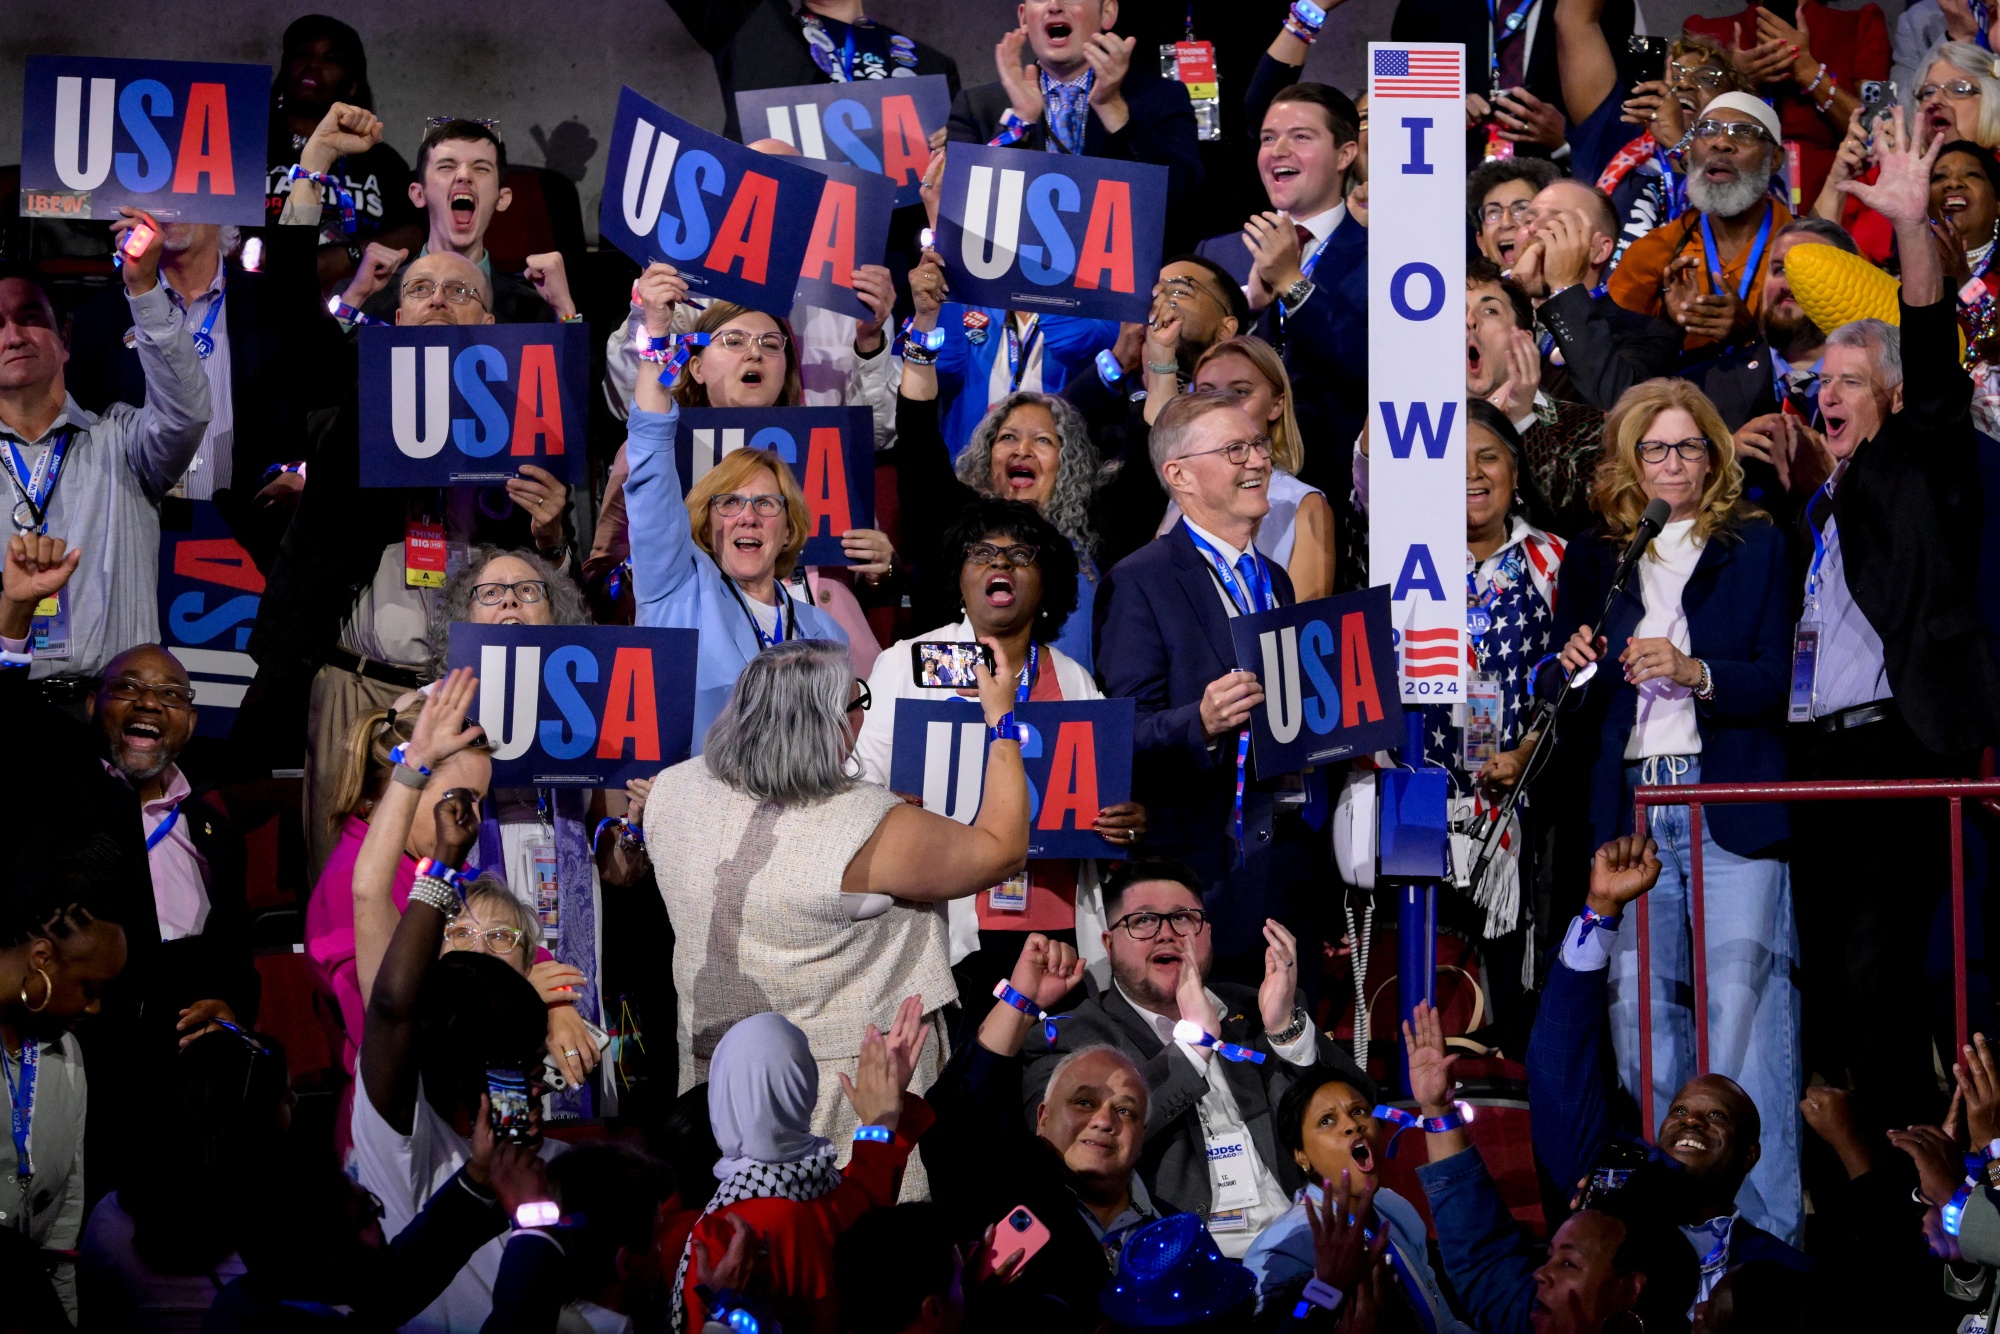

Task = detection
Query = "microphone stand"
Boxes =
[1465,515,1664,889]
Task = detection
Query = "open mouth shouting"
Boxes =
[1822,406,1852,453]
[738,365,765,388]
[1001,455,1041,494]
[121,718,165,757]
[1042,17,1074,50]
[1349,1134,1376,1175]
[1926,103,1959,141]
[1941,189,1972,217]
[982,571,1016,609]
[449,187,478,223]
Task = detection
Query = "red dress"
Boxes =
[1682,2,1889,207]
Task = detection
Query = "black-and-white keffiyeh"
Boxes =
[670,1148,844,1332]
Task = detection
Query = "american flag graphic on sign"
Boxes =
[1400,625,1463,678]
[1372,48,1463,99]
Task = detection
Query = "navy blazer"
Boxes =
[1197,215,1367,499]
[1540,516,1794,858]
[1094,520,1296,896]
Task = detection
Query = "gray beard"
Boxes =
[1687,163,1773,220]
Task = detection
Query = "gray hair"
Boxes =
[703,638,857,805]
[1147,389,1244,476]
[1775,216,1858,255]
[1041,1042,1149,1119]
[956,391,1101,563]
[1911,41,2000,145]
[1826,318,1903,389]
[426,545,590,679]
[460,879,542,967]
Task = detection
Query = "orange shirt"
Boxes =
[1608,200,1794,352]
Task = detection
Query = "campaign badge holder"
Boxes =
[1161,41,1221,142]
[405,509,448,589]
[1462,672,1503,769]
[1788,621,1820,723]
[987,871,1030,913]
[31,592,69,660]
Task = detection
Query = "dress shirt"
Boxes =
[1805,472,1891,716]
[1263,203,1346,315]
[985,313,1047,404]
[160,268,234,500]
[1625,519,1704,759]
[0,285,210,679]
[1558,913,1617,972]
[1682,1212,1740,1305]
[1113,979,1315,1257]
[1182,518,1263,621]
[107,761,210,940]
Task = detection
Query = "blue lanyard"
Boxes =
[2,431,75,535]
[1652,144,1688,219]
[1699,204,1774,305]
[2,1040,36,1183]
[1005,317,1043,393]
[1016,642,1040,703]
[1185,529,1273,617]
[840,24,857,81]
[754,591,793,649]
[1484,0,1539,88]
[145,802,183,853]
[188,286,224,360]
[1805,478,1837,607]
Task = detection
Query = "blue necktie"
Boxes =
[1234,553,1261,614]
[1045,79,1088,155]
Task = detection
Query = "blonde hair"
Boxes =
[670,301,805,408]
[1193,336,1306,475]
[686,446,813,580]
[1914,41,2000,147]
[458,880,541,971]
[1592,379,1761,549]
[327,705,420,843]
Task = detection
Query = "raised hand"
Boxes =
[1174,943,1223,1042]
[1083,32,1136,128]
[1090,801,1146,848]
[430,787,482,868]
[909,249,948,327]
[1890,1123,1969,1208]
[111,208,164,296]
[1839,107,1943,227]
[633,262,688,339]
[1257,919,1302,1033]
[1,534,81,622]
[407,666,486,772]
[1403,999,1458,1115]
[341,242,408,307]
[837,994,930,1133]
[1728,20,1795,86]
[1010,932,1086,1014]
[1306,1168,1385,1290]
[1493,87,1566,150]
[1586,834,1663,915]
[523,251,576,321]
[852,264,897,352]
[1959,1032,2000,1145]
[303,102,385,172]
[504,463,570,552]
[995,28,1046,124]
[1486,328,1543,423]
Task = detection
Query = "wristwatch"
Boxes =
[1271,1007,1311,1046]
[1282,276,1315,307]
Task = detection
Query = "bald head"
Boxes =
[1660,1073,1762,1195]
[746,138,802,157]
[91,645,196,784]
[395,251,494,327]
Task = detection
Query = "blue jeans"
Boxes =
[1609,756,1803,1246]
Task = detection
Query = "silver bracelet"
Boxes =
[407,875,459,917]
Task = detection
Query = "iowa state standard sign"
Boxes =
[601,86,829,317]
[357,324,589,488]
[1227,587,1404,778]
[447,624,699,788]
[934,142,1165,324]
[673,406,875,566]
[888,698,1135,860]
[20,56,268,224]
[735,75,950,209]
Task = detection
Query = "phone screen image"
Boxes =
[913,641,992,689]
[486,1067,535,1143]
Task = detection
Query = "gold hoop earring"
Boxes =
[20,967,51,1013]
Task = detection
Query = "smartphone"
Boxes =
[486,1067,536,1143]
[1860,80,1898,128]
[120,219,158,261]
[1626,34,1669,63]
[975,1205,1052,1279]
[912,640,995,689]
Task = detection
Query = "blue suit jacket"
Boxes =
[1196,215,1368,499]
[1537,518,1794,857]
[1093,520,1296,910]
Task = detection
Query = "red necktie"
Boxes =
[1295,224,1315,262]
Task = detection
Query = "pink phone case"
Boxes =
[977,1204,1052,1279]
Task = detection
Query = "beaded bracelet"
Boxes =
[407,875,459,916]
[288,165,358,234]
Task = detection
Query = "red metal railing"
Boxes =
[1629,777,2000,1140]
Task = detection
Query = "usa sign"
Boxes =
[20,56,268,225]
[447,624,699,788]
[674,407,875,566]
[356,324,589,488]
[1369,44,1468,703]
[792,155,896,322]
[1227,587,1403,778]
[735,75,950,209]
[888,698,1135,860]
[602,86,829,317]
[934,142,1166,324]
[157,500,260,738]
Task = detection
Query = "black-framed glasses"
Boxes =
[402,277,489,307]
[105,678,196,710]
[1109,909,1209,940]
[1478,199,1534,226]
[1690,118,1773,145]
[965,542,1039,568]
[471,580,548,607]
[1668,63,1728,90]
[1636,436,1710,463]
[1180,436,1274,466]
[1918,79,1983,103]
[849,679,872,714]
[444,923,527,953]
[710,329,789,354]
[1159,275,1224,309]
[711,492,786,518]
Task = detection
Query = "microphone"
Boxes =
[1613,499,1672,585]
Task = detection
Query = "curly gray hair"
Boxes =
[703,638,857,805]
[425,545,591,679]
[954,391,1101,566]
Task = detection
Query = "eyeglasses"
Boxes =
[471,579,548,606]
[1918,79,1983,103]
[1160,276,1223,309]
[1478,199,1535,226]
[402,277,489,307]
[423,114,504,139]
[965,542,1039,567]
[848,679,872,714]
[708,329,789,354]
[1637,436,1710,463]
[1689,119,1774,145]
[1109,909,1210,940]
[105,678,196,710]
[710,492,786,518]
[444,923,527,953]
[1668,62,1729,90]
[1179,436,1274,466]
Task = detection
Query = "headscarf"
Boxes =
[671,1013,842,1332]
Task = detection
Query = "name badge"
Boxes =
[529,841,561,946]
[1205,1129,1260,1214]
[1787,621,1820,723]
[31,592,69,660]
[1462,671,1503,769]
[987,871,1030,913]
[405,515,447,589]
